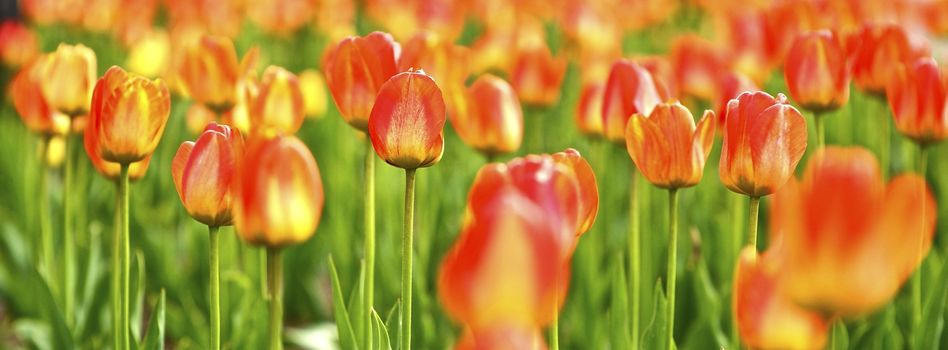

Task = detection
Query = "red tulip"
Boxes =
[0,20,39,68]
[368,70,446,169]
[324,31,401,132]
[11,61,70,136]
[39,44,97,117]
[510,46,567,107]
[849,23,928,96]
[771,147,936,316]
[575,82,605,137]
[784,30,850,112]
[601,59,670,143]
[249,66,305,137]
[625,101,715,189]
[172,123,244,227]
[713,72,758,130]
[452,74,523,156]
[719,92,808,197]
[886,58,948,145]
[670,34,727,101]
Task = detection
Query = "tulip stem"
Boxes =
[63,132,75,326]
[879,97,890,180]
[209,225,221,350]
[38,137,53,281]
[363,138,376,350]
[629,171,641,349]
[268,248,284,350]
[913,145,929,334]
[401,169,417,350]
[116,164,131,350]
[747,196,761,250]
[666,189,679,350]
[814,112,825,149]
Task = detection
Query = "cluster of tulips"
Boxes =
[2,0,948,349]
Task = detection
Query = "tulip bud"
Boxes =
[250,66,305,137]
[86,66,171,165]
[784,30,850,112]
[368,70,446,169]
[575,82,605,137]
[172,123,244,227]
[719,92,807,197]
[233,136,324,248]
[298,69,328,119]
[849,24,928,96]
[452,75,523,156]
[324,31,401,131]
[886,58,947,145]
[11,61,70,137]
[39,44,97,117]
[510,46,567,107]
[177,35,241,113]
[0,20,39,68]
[601,59,669,143]
[669,35,726,101]
[625,102,715,189]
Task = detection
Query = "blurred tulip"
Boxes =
[246,0,315,36]
[669,35,726,101]
[369,70,446,169]
[39,44,97,117]
[771,147,936,316]
[86,66,171,165]
[399,31,470,88]
[575,82,605,137]
[720,92,808,197]
[126,29,170,78]
[625,101,715,189]
[849,23,927,96]
[11,61,70,137]
[784,30,850,112]
[452,75,523,157]
[886,58,948,145]
[559,0,622,60]
[313,0,356,41]
[510,46,567,107]
[455,325,548,350]
[172,123,244,227]
[602,59,670,143]
[734,247,829,350]
[0,21,39,68]
[233,135,324,247]
[761,0,820,67]
[551,149,599,236]
[720,11,771,84]
[713,72,758,129]
[298,69,328,119]
[186,104,218,135]
[249,66,305,137]
[324,31,402,132]
[177,35,242,113]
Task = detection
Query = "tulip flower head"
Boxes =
[575,82,605,137]
[298,69,328,119]
[249,66,305,137]
[601,59,670,143]
[233,135,324,248]
[713,72,758,130]
[11,61,70,137]
[0,20,39,68]
[510,45,567,107]
[324,31,402,131]
[177,35,242,113]
[719,92,808,197]
[784,30,850,112]
[625,101,715,189]
[86,66,171,165]
[771,147,936,316]
[40,43,97,117]
[172,123,244,227]
[84,132,153,182]
[886,58,948,145]
[849,23,927,96]
[368,69,446,169]
[452,74,523,157]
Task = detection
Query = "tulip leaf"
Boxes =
[371,308,393,350]
[915,253,948,350]
[141,289,166,350]
[642,280,671,350]
[829,321,849,350]
[12,267,74,350]
[328,255,358,350]
[609,254,630,349]
[347,260,366,349]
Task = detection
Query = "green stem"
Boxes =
[747,197,761,251]
[268,248,284,350]
[815,112,825,149]
[118,164,131,350]
[879,97,890,180]
[401,169,417,350]
[260,249,268,299]
[38,137,53,278]
[112,181,121,350]
[666,189,679,350]
[209,226,221,350]
[912,145,929,334]
[629,171,640,349]
[63,132,75,326]
[552,295,559,350]
[363,138,376,350]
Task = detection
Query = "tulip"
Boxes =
[39,43,97,118]
[324,31,401,132]
[0,20,39,68]
[452,75,523,158]
[886,58,947,146]
[713,72,758,130]
[733,247,829,350]
[784,30,850,114]
[575,82,605,138]
[399,31,470,89]
[84,137,153,182]
[246,0,315,36]
[771,147,936,317]
[455,325,548,350]
[848,23,927,96]
[510,46,567,107]
[249,66,305,137]
[298,69,328,119]
[369,69,446,169]
[11,61,70,137]
[550,149,599,238]
[177,35,241,113]
[126,29,171,79]
[601,59,670,144]
[669,34,727,101]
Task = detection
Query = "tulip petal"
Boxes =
[369,70,447,169]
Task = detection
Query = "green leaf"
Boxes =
[129,249,146,343]
[915,253,948,350]
[371,308,393,350]
[829,321,849,350]
[329,255,358,350]
[609,254,630,349]
[642,280,669,350]
[347,260,366,349]
[15,267,74,350]
[141,289,166,350]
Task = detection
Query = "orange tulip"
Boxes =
[249,66,304,137]
[177,35,242,113]
[625,101,715,189]
[452,74,523,156]
[770,147,936,316]
[713,72,758,130]
[886,58,948,145]
[719,91,808,197]
[734,247,829,350]
[670,34,727,101]
[551,149,599,236]
[0,20,39,68]
[233,135,324,247]
[84,130,153,181]
[510,46,567,107]
[246,0,315,36]
[399,31,470,89]
[760,0,820,67]
[368,70,446,169]
[849,23,928,96]
[39,44,97,117]
[324,31,402,132]
[126,29,171,79]
[601,59,670,143]
[86,66,171,165]
[172,123,243,227]
[11,61,70,136]
[455,325,548,350]
[575,82,605,138]
[298,69,328,119]
[784,30,850,112]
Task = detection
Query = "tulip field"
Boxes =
[2,1,948,349]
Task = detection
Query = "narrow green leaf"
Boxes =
[641,280,669,350]
[372,308,393,350]
[141,289,166,350]
[609,254,630,349]
[829,321,849,350]
[329,255,358,350]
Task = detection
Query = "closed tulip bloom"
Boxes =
[575,82,605,137]
[39,44,97,117]
[510,46,567,107]
[0,20,39,68]
[551,149,599,237]
[849,24,926,96]
[324,31,401,131]
[399,31,470,89]
[172,123,244,227]
[734,247,829,350]
[233,135,324,247]
[177,35,241,113]
[601,59,670,143]
[720,92,808,197]
[369,70,446,169]
[453,75,523,156]
[784,30,850,112]
[87,66,171,165]
[625,102,715,189]
[455,325,547,350]
[298,69,328,119]
[771,147,936,316]
[250,66,305,137]
[670,34,727,101]
[11,61,70,136]
[886,58,948,145]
